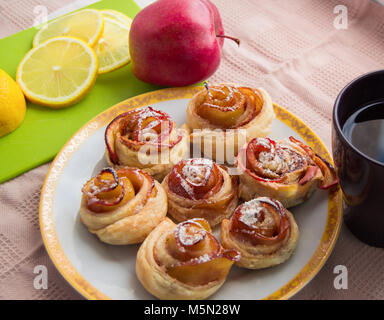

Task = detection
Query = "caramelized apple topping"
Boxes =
[289,137,338,189]
[238,136,338,189]
[238,137,310,184]
[120,107,172,144]
[166,218,240,285]
[230,197,289,245]
[197,84,263,128]
[105,107,183,163]
[167,158,224,200]
[81,167,155,213]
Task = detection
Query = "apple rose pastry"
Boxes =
[105,106,189,181]
[80,167,167,245]
[237,136,338,207]
[136,217,240,300]
[221,197,299,269]
[186,84,275,163]
[162,158,239,227]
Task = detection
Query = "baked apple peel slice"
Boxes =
[173,219,217,257]
[81,167,131,212]
[105,113,123,164]
[166,249,240,286]
[313,154,338,189]
[105,107,182,165]
[197,84,262,128]
[167,218,240,285]
[167,158,224,200]
[236,139,284,183]
[298,166,319,186]
[230,197,289,246]
[289,136,338,189]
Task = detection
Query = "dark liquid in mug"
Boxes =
[342,101,384,163]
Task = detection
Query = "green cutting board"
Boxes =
[0,0,162,183]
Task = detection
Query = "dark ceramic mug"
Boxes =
[332,70,384,247]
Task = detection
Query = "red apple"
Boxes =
[199,0,225,47]
[129,0,236,86]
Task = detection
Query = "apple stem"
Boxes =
[216,34,240,46]
[204,81,212,97]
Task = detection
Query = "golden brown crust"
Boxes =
[239,170,321,207]
[136,218,229,300]
[80,169,167,245]
[105,107,190,181]
[161,160,239,227]
[220,202,299,269]
[187,84,275,163]
[238,138,323,207]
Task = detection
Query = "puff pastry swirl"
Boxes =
[80,167,167,245]
[186,84,275,163]
[136,218,240,300]
[221,197,299,269]
[105,106,189,181]
[161,158,239,226]
[237,136,338,207]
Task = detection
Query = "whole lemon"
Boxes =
[0,69,26,138]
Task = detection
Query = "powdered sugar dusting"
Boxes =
[258,137,271,148]
[136,106,168,120]
[281,147,305,171]
[239,199,264,227]
[258,150,285,174]
[174,220,206,246]
[239,197,283,227]
[258,196,283,211]
[189,253,211,264]
[83,174,120,199]
[174,171,195,198]
[252,138,307,178]
[181,158,213,186]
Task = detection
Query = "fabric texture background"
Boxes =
[0,0,384,300]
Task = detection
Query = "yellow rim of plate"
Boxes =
[39,86,342,300]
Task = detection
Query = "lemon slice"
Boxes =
[94,17,131,74]
[101,9,132,27]
[33,9,104,47]
[17,37,98,108]
[0,69,26,137]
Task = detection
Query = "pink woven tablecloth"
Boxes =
[1,0,384,300]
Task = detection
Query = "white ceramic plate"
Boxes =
[39,86,342,300]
